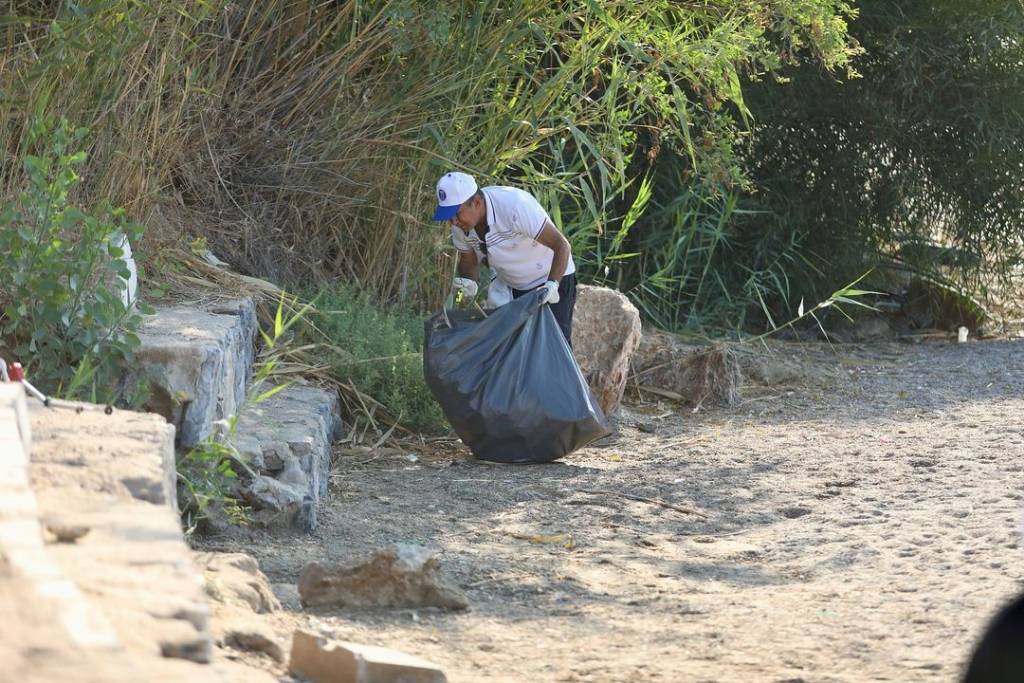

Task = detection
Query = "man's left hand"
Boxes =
[540,280,560,305]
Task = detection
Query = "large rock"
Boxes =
[134,299,257,448]
[739,353,804,386]
[290,630,447,683]
[196,552,281,614]
[298,544,468,611]
[572,285,642,415]
[829,316,894,343]
[633,331,841,403]
[196,552,286,664]
[631,329,699,392]
[233,384,343,533]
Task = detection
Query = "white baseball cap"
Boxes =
[432,171,478,221]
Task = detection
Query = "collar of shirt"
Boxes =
[484,191,496,232]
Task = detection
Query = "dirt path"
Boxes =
[203,338,1024,682]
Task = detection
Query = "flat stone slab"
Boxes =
[290,630,447,683]
[233,384,343,533]
[135,299,257,448]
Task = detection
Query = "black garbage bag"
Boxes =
[423,288,611,463]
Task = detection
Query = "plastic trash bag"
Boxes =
[424,288,611,463]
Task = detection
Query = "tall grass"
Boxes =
[1,1,859,328]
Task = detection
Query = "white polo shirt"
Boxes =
[451,186,576,290]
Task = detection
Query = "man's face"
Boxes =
[450,195,484,232]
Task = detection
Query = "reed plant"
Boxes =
[1,0,860,330]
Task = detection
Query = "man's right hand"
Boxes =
[452,277,479,302]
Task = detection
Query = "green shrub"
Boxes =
[0,116,149,402]
[742,1,1024,320]
[313,285,445,433]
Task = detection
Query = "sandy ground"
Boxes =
[201,338,1024,682]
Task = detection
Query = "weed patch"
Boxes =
[313,285,445,433]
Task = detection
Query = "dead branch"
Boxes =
[577,488,709,519]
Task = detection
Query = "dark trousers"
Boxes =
[512,273,577,348]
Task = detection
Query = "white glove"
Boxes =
[540,280,560,305]
[486,277,512,309]
[452,277,478,300]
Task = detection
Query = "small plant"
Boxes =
[177,291,312,534]
[748,272,883,347]
[176,435,246,532]
[313,284,446,433]
[0,116,150,403]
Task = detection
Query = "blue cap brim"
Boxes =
[432,204,459,221]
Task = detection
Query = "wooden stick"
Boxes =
[635,385,685,401]
[372,413,401,449]
[577,488,709,519]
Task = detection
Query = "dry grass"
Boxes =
[680,345,742,409]
[630,332,743,410]
[2,1,865,326]
[1,2,468,306]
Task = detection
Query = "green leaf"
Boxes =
[253,382,291,404]
[832,287,882,299]
[833,296,878,311]
[273,294,284,340]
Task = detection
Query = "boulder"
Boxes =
[739,354,803,386]
[572,285,642,415]
[289,630,447,683]
[632,329,700,391]
[634,330,838,399]
[829,316,894,343]
[298,544,468,611]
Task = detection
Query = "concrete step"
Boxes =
[232,383,344,533]
[134,299,257,449]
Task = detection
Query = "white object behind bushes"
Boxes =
[112,232,138,308]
